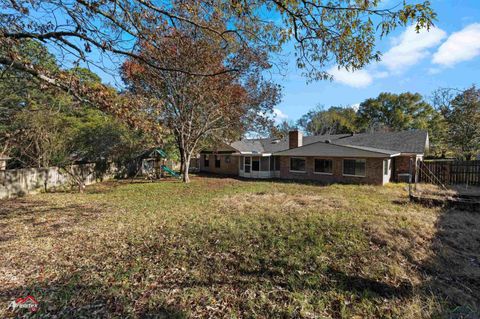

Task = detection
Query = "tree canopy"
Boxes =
[122,24,280,182]
[0,41,154,170]
[439,86,480,160]
[356,92,439,132]
[1,0,436,96]
[298,106,358,136]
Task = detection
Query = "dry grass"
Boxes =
[414,183,480,198]
[0,177,478,318]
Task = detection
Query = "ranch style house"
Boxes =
[199,130,428,185]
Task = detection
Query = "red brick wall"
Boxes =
[393,155,421,181]
[288,131,302,149]
[200,154,239,175]
[278,156,387,185]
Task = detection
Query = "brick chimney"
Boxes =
[288,130,303,149]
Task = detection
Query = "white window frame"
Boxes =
[289,157,306,173]
[342,158,366,177]
[313,158,333,175]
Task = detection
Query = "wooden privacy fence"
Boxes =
[418,160,480,186]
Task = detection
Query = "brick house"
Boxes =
[200,130,428,185]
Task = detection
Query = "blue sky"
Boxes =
[271,0,480,122]
[83,1,480,123]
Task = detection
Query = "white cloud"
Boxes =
[433,23,480,67]
[273,108,288,122]
[328,66,373,88]
[381,25,446,72]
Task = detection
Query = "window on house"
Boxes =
[343,159,366,177]
[383,159,389,175]
[204,155,209,167]
[290,157,306,172]
[260,157,269,171]
[314,159,333,174]
[244,157,251,173]
[225,155,231,163]
[215,155,221,168]
[252,157,260,171]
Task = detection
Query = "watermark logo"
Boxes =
[8,295,39,312]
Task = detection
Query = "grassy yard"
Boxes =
[1,176,479,318]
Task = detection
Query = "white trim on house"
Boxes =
[233,152,272,156]
[239,155,278,179]
[382,158,392,185]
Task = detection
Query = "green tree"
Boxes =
[357,92,442,133]
[298,106,358,136]
[0,41,153,178]
[0,40,67,160]
[442,86,480,160]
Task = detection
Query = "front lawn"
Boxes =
[1,177,478,318]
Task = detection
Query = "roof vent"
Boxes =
[271,139,281,144]
[325,139,331,144]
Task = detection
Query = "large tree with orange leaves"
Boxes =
[122,27,280,182]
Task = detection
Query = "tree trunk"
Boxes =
[71,165,85,193]
[78,179,85,193]
[182,153,191,183]
[178,142,185,175]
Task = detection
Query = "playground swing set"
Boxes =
[135,148,180,180]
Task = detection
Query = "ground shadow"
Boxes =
[421,205,480,314]
[390,196,480,316]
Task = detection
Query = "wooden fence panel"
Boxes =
[419,160,480,186]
